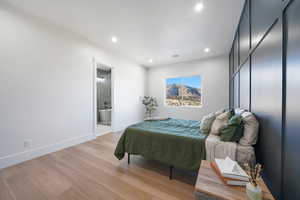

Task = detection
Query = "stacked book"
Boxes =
[211,157,249,186]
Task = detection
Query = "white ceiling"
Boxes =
[2,0,244,67]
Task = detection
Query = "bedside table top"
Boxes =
[194,161,275,200]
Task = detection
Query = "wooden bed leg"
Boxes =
[128,153,130,165]
[169,166,173,180]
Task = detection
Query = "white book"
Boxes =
[226,180,248,186]
[215,157,249,181]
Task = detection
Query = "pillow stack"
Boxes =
[200,108,259,145]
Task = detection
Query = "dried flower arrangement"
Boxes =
[244,163,263,187]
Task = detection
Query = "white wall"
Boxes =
[147,56,229,121]
[0,4,146,168]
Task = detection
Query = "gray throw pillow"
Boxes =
[210,111,232,135]
[200,109,225,135]
[200,113,216,135]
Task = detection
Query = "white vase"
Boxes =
[246,183,262,200]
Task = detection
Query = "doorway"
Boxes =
[94,61,114,136]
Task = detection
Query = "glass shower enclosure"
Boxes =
[96,66,112,127]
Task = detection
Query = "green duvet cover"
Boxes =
[114,118,207,171]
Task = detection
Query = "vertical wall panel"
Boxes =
[233,73,239,108]
[251,22,282,200]
[229,51,234,108]
[233,33,239,72]
[283,0,300,199]
[239,60,250,110]
[251,0,281,47]
[239,0,250,64]
[230,50,234,76]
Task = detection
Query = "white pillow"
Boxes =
[239,112,259,146]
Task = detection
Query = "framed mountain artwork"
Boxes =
[165,75,202,107]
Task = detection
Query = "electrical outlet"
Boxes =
[24,140,32,148]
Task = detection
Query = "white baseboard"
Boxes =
[95,125,112,137]
[95,131,111,137]
[0,133,96,170]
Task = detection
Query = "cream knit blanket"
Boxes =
[205,135,237,161]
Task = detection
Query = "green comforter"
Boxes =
[114,118,207,171]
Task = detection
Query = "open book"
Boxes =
[215,157,249,181]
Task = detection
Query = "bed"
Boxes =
[114,115,256,178]
[114,118,207,172]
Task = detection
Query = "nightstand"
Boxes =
[194,161,275,200]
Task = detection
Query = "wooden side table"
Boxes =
[194,161,275,200]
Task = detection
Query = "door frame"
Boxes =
[92,57,115,137]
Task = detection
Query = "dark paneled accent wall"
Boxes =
[251,22,283,197]
[283,1,300,199]
[229,0,300,199]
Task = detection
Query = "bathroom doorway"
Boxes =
[94,61,114,136]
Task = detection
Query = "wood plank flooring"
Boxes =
[0,133,197,200]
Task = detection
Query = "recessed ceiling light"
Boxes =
[148,59,153,63]
[204,48,210,53]
[194,2,204,12]
[111,36,118,43]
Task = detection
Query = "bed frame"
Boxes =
[127,153,174,180]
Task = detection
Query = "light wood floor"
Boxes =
[0,133,197,200]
